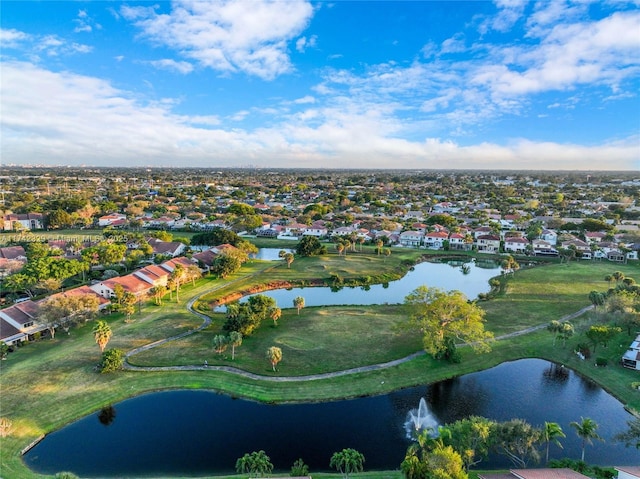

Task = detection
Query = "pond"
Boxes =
[252,247,294,261]
[24,359,640,477]
[217,257,501,310]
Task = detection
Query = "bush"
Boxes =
[595,357,608,367]
[290,458,309,477]
[98,348,125,373]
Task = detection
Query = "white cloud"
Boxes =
[0,28,30,48]
[296,34,317,52]
[440,34,466,54]
[148,59,195,74]
[473,10,640,97]
[4,29,92,58]
[294,95,316,104]
[73,8,101,34]
[477,0,527,34]
[121,0,315,80]
[2,61,636,170]
[230,110,250,121]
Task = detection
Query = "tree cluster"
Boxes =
[223,294,277,336]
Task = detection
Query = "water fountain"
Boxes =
[404,397,439,439]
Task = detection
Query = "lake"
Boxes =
[24,359,640,476]
[218,255,502,310]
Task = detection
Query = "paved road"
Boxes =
[123,279,594,382]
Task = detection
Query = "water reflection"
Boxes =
[542,362,570,384]
[25,361,640,476]
[219,259,501,310]
[97,406,116,427]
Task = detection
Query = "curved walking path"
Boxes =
[124,274,595,382]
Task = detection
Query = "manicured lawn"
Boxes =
[0,255,638,479]
[482,261,639,335]
[130,304,421,374]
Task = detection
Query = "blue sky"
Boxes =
[1,0,639,170]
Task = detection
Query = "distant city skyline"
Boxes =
[1,1,639,170]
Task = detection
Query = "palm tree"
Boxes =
[92,320,112,352]
[330,448,365,479]
[150,285,168,306]
[376,239,383,255]
[543,421,565,463]
[169,264,186,302]
[588,290,605,311]
[235,450,273,478]
[212,334,228,355]
[266,346,282,371]
[570,417,603,461]
[229,331,243,360]
[604,274,613,286]
[269,306,282,326]
[186,264,201,286]
[293,296,305,315]
[358,236,365,252]
[336,242,345,256]
[284,252,294,269]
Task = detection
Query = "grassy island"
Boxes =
[1,249,639,478]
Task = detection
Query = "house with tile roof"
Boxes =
[448,232,472,251]
[399,231,423,248]
[504,236,529,254]
[424,231,448,250]
[2,213,44,231]
[479,468,590,479]
[476,234,501,253]
[46,286,111,310]
[616,466,640,479]
[0,246,27,261]
[147,238,186,257]
[0,301,45,345]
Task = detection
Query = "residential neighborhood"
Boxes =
[0,167,639,478]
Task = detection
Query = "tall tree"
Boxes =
[266,346,282,371]
[588,291,606,311]
[229,331,243,360]
[186,264,202,286]
[543,421,565,463]
[169,264,186,302]
[330,448,365,479]
[235,450,273,478]
[570,417,603,461]
[269,306,282,326]
[404,286,493,359]
[585,325,621,352]
[212,335,228,355]
[293,296,305,315]
[283,252,295,269]
[443,416,495,470]
[92,320,112,352]
[296,235,325,256]
[614,417,640,449]
[150,285,168,306]
[493,419,543,468]
[547,320,574,347]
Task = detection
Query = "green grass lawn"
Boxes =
[0,256,638,479]
[129,304,421,374]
